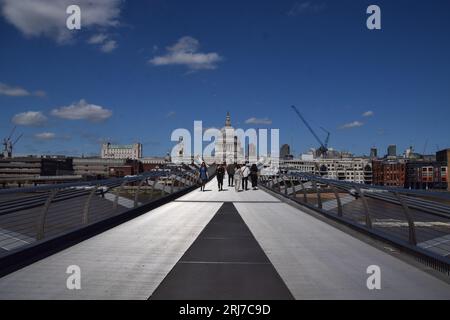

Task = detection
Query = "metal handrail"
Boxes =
[259,172,450,273]
[0,169,200,255]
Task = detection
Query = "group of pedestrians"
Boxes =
[213,162,259,192]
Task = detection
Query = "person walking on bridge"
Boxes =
[227,162,236,187]
[216,163,225,191]
[241,164,250,191]
[250,163,259,190]
[199,162,208,192]
[234,164,242,192]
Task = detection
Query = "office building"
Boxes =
[387,145,397,158]
[280,157,372,184]
[101,142,142,160]
[280,144,293,160]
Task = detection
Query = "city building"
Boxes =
[387,145,397,158]
[109,161,142,178]
[0,156,73,179]
[405,161,448,190]
[172,112,245,165]
[214,112,244,164]
[280,144,293,160]
[280,157,372,184]
[101,142,142,160]
[141,156,170,172]
[371,148,449,190]
[370,147,378,159]
[73,158,139,178]
[436,148,450,190]
[248,143,257,163]
[372,159,406,187]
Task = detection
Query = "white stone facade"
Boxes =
[101,143,142,160]
[280,157,373,184]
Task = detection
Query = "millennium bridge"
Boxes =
[0,165,449,299]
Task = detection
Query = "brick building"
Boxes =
[372,159,406,187]
[405,161,448,190]
[436,149,450,190]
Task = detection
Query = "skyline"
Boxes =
[1,0,450,157]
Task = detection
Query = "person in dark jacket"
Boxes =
[199,162,208,191]
[250,163,258,190]
[227,163,236,187]
[216,163,225,191]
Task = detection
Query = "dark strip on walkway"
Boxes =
[149,202,294,300]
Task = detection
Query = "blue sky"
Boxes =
[1,0,449,157]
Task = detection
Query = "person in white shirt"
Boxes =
[241,164,250,191]
[234,164,242,192]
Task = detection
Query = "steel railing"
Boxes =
[0,167,212,256]
[259,171,450,274]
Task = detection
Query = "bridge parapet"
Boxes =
[0,167,206,259]
[260,172,450,275]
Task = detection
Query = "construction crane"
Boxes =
[2,126,23,158]
[320,127,330,150]
[291,105,330,157]
[422,138,428,156]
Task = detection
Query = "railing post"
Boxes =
[181,173,188,186]
[356,186,372,229]
[313,181,322,209]
[150,177,159,200]
[113,180,128,210]
[83,186,98,224]
[171,175,176,194]
[394,192,417,245]
[36,189,58,240]
[299,180,308,203]
[289,177,296,198]
[134,177,147,208]
[331,185,343,217]
[283,176,289,196]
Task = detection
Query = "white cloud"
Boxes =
[149,36,223,71]
[245,117,272,125]
[0,82,46,97]
[288,2,326,16]
[340,121,364,129]
[51,99,112,122]
[33,90,46,97]
[34,132,55,140]
[88,33,108,45]
[0,0,122,43]
[12,111,48,126]
[362,110,374,117]
[100,39,117,53]
[88,33,118,53]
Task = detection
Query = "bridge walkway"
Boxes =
[0,177,449,299]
